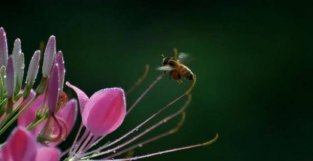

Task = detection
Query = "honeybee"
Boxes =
[157,49,194,81]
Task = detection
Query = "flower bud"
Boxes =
[47,63,60,113]
[12,39,21,68]
[0,27,8,67]
[6,56,15,98]
[42,36,56,78]
[0,65,6,93]
[55,51,65,91]
[15,52,25,94]
[24,51,40,98]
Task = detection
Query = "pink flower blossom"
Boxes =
[17,93,77,144]
[0,127,60,161]
[66,82,126,136]
[0,27,217,161]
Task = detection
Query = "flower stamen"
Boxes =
[127,73,164,114]
[102,107,188,160]
[126,64,150,95]
[103,133,218,161]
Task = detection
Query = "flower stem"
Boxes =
[0,95,37,136]
[27,114,48,130]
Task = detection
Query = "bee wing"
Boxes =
[178,52,189,62]
[178,52,189,59]
[156,65,174,71]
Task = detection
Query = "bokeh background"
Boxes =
[1,0,313,160]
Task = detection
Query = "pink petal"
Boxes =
[66,81,89,113]
[83,88,126,136]
[1,143,11,161]
[57,99,77,135]
[18,94,44,126]
[5,127,37,161]
[35,147,60,161]
[18,94,46,136]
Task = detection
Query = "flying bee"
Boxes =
[157,49,194,81]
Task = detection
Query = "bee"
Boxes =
[157,49,194,81]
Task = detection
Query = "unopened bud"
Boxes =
[42,36,56,78]
[15,52,25,94]
[0,27,8,67]
[5,57,14,113]
[12,38,21,60]
[55,51,65,91]
[0,66,6,99]
[6,57,15,98]
[24,51,40,98]
[47,64,60,113]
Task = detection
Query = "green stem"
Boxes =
[0,98,18,129]
[27,114,48,130]
[0,98,6,107]
[0,95,37,136]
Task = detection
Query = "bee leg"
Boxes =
[169,71,174,79]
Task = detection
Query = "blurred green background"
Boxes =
[1,0,313,160]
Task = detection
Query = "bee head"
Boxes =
[162,57,171,66]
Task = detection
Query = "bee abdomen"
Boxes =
[171,70,181,80]
[185,73,194,80]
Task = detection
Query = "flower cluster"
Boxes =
[0,27,217,161]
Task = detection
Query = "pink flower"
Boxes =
[17,93,77,144]
[66,82,126,137]
[0,27,217,161]
[0,127,60,161]
[17,94,46,136]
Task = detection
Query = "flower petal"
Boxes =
[4,127,37,161]
[18,94,45,136]
[66,81,89,113]
[83,88,126,136]
[57,99,77,135]
[35,147,60,161]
